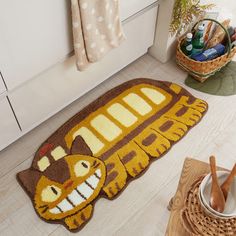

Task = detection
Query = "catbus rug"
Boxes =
[17,78,208,232]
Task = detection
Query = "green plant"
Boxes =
[170,0,214,35]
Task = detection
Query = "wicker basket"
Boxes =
[176,18,236,82]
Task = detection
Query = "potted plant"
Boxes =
[170,0,214,35]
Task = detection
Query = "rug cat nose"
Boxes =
[64,180,74,190]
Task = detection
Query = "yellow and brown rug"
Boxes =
[17,78,208,232]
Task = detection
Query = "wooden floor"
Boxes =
[1,54,236,236]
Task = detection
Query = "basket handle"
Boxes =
[192,18,232,57]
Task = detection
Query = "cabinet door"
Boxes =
[0,98,21,150]
[0,0,73,90]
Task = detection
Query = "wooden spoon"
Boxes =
[209,156,225,213]
[221,164,236,200]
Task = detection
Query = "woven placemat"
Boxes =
[181,176,236,236]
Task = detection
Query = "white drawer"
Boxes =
[9,5,158,133]
[0,0,73,91]
[120,0,157,21]
[0,97,21,150]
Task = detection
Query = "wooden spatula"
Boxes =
[209,156,225,213]
[221,164,236,200]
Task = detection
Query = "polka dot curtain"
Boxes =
[71,0,126,71]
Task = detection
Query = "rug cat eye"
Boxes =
[17,78,208,232]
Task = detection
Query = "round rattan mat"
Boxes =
[180,176,236,236]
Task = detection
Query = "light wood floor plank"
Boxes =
[113,118,236,236]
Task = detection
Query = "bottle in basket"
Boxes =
[191,43,225,61]
[181,33,193,56]
[192,25,205,55]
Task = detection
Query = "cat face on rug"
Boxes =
[18,154,106,221]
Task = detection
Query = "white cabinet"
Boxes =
[0,0,73,90]
[0,1,158,151]
[0,97,21,150]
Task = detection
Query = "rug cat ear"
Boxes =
[17,169,42,197]
[70,135,93,156]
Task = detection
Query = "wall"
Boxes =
[201,0,236,24]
